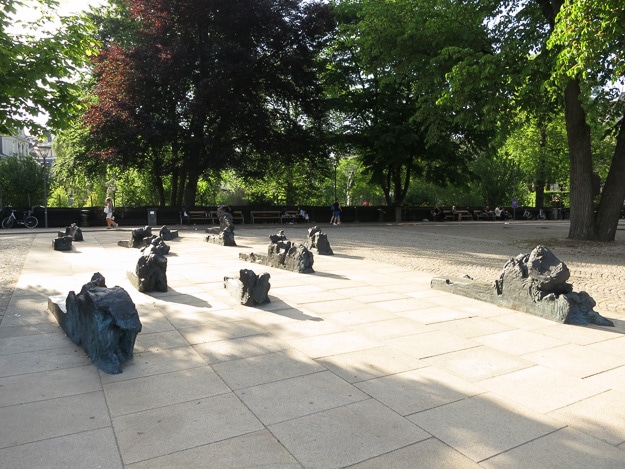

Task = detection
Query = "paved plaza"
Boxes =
[1,221,625,467]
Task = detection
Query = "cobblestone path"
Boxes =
[0,234,33,325]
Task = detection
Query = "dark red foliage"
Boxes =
[83,0,335,204]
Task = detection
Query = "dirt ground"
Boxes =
[289,219,625,321]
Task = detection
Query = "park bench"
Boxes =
[181,210,244,224]
[185,210,215,224]
[444,210,473,221]
[250,210,305,224]
[250,211,282,224]
[209,210,245,224]
[281,210,302,224]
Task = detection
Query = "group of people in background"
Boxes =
[279,207,310,223]
[480,205,511,220]
[101,198,562,228]
[494,206,512,220]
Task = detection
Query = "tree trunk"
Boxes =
[382,163,410,207]
[176,172,186,207]
[170,169,179,207]
[563,79,595,240]
[183,170,199,207]
[534,124,547,208]
[594,119,625,241]
[154,173,165,206]
[534,183,546,209]
[382,164,392,206]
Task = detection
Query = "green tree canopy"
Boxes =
[452,0,625,240]
[0,155,44,207]
[325,0,497,206]
[0,0,98,134]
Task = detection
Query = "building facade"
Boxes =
[0,129,31,157]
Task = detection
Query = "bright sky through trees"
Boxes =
[58,0,107,15]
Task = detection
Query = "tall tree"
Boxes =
[83,0,335,207]
[459,0,625,240]
[325,0,496,206]
[547,0,625,240]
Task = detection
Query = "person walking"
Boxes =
[330,199,341,225]
[104,197,118,229]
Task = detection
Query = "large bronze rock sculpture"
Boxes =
[127,239,168,292]
[269,229,291,251]
[159,225,178,241]
[431,245,614,326]
[57,223,84,241]
[305,225,333,255]
[48,273,142,374]
[206,205,236,246]
[144,235,170,256]
[118,226,152,248]
[239,230,314,273]
[224,269,271,306]
[277,243,314,273]
[52,236,73,251]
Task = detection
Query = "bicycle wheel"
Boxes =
[24,216,38,228]
[1,216,14,229]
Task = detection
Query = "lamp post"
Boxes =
[36,144,52,228]
[330,152,337,200]
[43,152,48,227]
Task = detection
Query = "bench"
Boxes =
[281,210,302,224]
[250,211,282,224]
[184,210,214,224]
[181,210,244,224]
[444,210,473,221]
[474,210,493,221]
[250,211,303,224]
[208,210,244,224]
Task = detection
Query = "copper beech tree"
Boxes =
[83,0,334,207]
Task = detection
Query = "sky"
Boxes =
[10,0,108,30]
[57,0,108,15]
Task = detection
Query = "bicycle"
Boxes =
[1,207,39,229]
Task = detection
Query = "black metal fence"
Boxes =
[0,204,590,229]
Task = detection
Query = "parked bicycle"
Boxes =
[1,207,39,229]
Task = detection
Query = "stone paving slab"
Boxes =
[407,393,564,462]
[0,224,624,468]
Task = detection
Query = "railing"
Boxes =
[0,205,576,228]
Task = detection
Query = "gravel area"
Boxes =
[0,234,34,325]
[321,221,625,320]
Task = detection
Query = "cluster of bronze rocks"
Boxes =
[47,209,335,373]
[48,216,612,376]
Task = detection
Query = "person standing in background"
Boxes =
[104,197,118,229]
[331,199,341,225]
